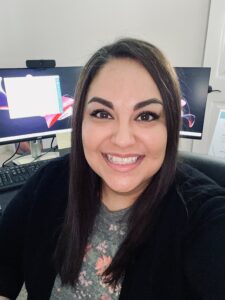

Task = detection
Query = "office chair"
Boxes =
[179,151,225,188]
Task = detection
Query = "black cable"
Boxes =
[2,137,58,167]
[2,142,21,167]
[50,136,55,149]
[208,85,221,93]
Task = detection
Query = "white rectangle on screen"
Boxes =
[4,75,62,119]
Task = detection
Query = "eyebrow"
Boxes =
[88,97,113,109]
[87,97,163,110]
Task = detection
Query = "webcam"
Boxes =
[26,59,56,69]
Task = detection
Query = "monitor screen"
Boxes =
[0,66,81,145]
[0,66,210,145]
[176,67,211,139]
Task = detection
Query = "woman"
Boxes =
[0,38,225,300]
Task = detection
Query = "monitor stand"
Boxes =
[13,140,59,165]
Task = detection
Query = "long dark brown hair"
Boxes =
[55,38,181,287]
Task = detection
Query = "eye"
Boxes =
[136,111,159,122]
[90,109,113,119]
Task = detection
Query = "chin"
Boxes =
[104,179,149,196]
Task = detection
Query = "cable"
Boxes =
[1,137,58,167]
[2,142,21,167]
[32,137,58,162]
[50,136,55,149]
[208,86,221,93]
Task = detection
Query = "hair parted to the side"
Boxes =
[55,38,181,287]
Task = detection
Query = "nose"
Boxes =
[111,121,136,148]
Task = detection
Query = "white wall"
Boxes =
[0,0,211,156]
[0,0,210,68]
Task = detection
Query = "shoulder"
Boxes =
[24,153,69,196]
[0,156,69,298]
[1,154,69,225]
[32,153,70,187]
[175,162,225,216]
[175,163,225,297]
[31,154,70,194]
[173,161,225,249]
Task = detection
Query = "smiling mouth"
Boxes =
[105,154,142,165]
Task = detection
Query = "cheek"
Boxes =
[82,121,94,154]
[158,128,167,148]
[82,124,98,171]
[142,126,167,153]
[82,120,107,155]
[157,130,167,154]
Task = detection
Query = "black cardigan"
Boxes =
[0,155,225,300]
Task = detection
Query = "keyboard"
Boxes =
[0,160,49,192]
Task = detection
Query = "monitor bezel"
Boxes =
[176,66,211,140]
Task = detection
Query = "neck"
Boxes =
[101,186,139,212]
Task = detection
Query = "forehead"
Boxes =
[86,58,162,103]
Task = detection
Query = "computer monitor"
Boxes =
[0,66,81,148]
[176,67,211,139]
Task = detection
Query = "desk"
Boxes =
[0,189,20,215]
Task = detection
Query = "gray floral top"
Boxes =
[50,204,130,300]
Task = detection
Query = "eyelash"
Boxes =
[90,109,159,122]
[90,109,112,119]
[136,111,159,122]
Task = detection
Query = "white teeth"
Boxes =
[107,154,139,165]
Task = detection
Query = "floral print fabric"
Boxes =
[50,204,130,300]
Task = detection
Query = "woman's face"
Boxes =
[82,58,167,206]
